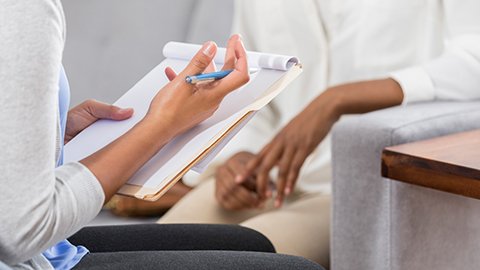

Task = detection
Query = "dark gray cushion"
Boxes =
[69,224,275,253]
[75,251,323,270]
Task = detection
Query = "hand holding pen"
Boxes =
[146,34,250,137]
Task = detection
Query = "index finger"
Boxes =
[255,144,283,200]
[237,154,262,184]
[177,41,218,80]
[213,39,250,97]
[222,34,240,71]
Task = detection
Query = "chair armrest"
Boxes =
[331,101,480,270]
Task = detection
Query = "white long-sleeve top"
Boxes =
[0,0,105,268]
[184,0,480,193]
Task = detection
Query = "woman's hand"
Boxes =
[65,99,133,144]
[238,96,339,208]
[81,35,251,202]
[236,79,403,208]
[215,151,260,210]
[144,35,249,140]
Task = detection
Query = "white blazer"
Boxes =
[185,0,480,194]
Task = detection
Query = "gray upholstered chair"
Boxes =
[331,101,480,270]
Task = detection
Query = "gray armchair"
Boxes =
[331,102,480,270]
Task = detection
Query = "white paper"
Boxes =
[64,42,293,190]
[163,42,299,71]
[192,111,257,172]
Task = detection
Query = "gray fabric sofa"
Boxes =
[331,101,480,270]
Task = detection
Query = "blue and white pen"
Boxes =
[185,69,234,84]
[185,69,258,84]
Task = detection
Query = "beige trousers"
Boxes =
[158,179,331,267]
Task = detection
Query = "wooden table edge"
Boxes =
[382,149,480,200]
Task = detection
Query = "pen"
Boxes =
[185,69,258,84]
[185,69,234,84]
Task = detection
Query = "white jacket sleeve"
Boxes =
[391,0,480,105]
[0,0,104,265]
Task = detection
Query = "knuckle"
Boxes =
[84,99,96,107]
[288,171,298,180]
[257,179,266,189]
[262,159,275,170]
[192,56,209,70]
[223,204,234,211]
[278,168,287,178]
[292,162,301,171]
[214,94,224,104]
[215,166,225,177]
[107,104,116,115]
[257,164,266,175]
[226,158,237,168]
[241,73,250,84]
[221,192,230,201]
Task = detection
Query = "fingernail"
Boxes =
[231,34,241,41]
[285,187,291,195]
[202,41,215,57]
[119,108,133,114]
[235,175,243,183]
[274,200,281,208]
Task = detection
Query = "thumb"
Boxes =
[179,41,217,78]
[165,67,177,81]
[86,100,133,121]
[109,107,134,120]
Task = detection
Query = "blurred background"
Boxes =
[62,0,234,107]
[61,0,234,225]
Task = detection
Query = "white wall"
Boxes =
[62,0,233,106]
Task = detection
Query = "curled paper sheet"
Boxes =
[163,42,299,71]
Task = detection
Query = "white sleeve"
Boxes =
[0,0,104,265]
[391,0,480,105]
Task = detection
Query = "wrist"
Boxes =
[136,116,177,149]
[312,88,344,123]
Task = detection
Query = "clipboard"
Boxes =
[64,42,302,201]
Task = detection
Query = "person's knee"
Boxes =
[158,179,218,223]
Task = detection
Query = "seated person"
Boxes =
[0,1,323,269]
[155,0,480,267]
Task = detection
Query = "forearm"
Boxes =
[80,118,174,202]
[241,78,404,202]
[317,78,404,120]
